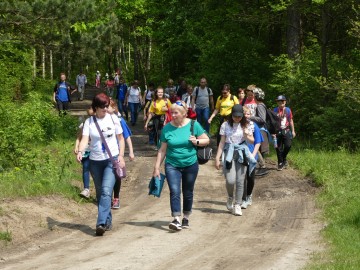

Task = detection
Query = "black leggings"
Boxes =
[276,130,292,164]
[242,166,255,200]
[113,179,121,199]
[153,114,164,146]
[216,116,226,146]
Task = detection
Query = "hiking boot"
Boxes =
[112,198,120,209]
[277,163,284,171]
[95,225,106,236]
[80,188,90,199]
[233,204,242,216]
[255,167,269,176]
[181,218,189,229]
[240,200,248,209]
[105,223,112,231]
[169,219,182,231]
[283,160,289,168]
[226,197,234,211]
[246,195,252,206]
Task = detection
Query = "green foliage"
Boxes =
[0,42,33,101]
[0,230,12,243]
[269,44,360,150]
[290,146,360,269]
[0,140,81,199]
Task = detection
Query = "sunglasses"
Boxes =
[175,101,183,106]
[98,104,109,109]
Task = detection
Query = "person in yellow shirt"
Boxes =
[144,87,171,149]
[208,84,239,144]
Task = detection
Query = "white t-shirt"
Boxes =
[219,121,246,144]
[128,87,141,103]
[145,89,153,100]
[82,114,123,161]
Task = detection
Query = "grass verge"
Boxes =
[289,142,360,269]
[0,139,82,200]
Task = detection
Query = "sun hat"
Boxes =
[275,95,287,101]
[232,104,244,117]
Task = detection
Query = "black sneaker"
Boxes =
[255,167,269,176]
[169,219,182,231]
[283,160,289,168]
[181,218,189,229]
[277,163,284,171]
[96,225,106,236]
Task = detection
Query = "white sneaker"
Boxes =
[246,195,252,206]
[233,204,242,216]
[80,188,90,198]
[226,197,233,211]
[240,200,248,209]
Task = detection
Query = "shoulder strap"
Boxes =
[195,87,199,102]
[92,116,115,161]
[230,94,234,102]
[190,120,195,136]
[241,97,246,106]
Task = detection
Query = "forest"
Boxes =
[0,0,359,171]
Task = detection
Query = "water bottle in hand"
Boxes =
[273,137,278,148]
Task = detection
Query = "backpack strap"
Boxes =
[241,97,246,106]
[190,120,195,136]
[195,87,211,103]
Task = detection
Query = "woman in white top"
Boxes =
[215,104,254,216]
[77,93,125,236]
[125,80,143,126]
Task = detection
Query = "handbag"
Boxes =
[187,108,197,120]
[93,116,126,182]
[190,120,212,165]
[148,173,166,198]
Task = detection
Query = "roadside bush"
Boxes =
[0,92,78,170]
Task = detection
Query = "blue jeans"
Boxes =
[82,156,90,189]
[195,107,210,133]
[165,162,199,217]
[89,158,116,227]
[128,102,139,124]
[118,99,128,120]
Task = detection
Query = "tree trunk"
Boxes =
[67,60,71,81]
[269,15,282,56]
[121,39,127,71]
[33,48,36,78]
[42,48,46,79]
[49,49,53,80]
[286,3,301,58]
[147,37,152,71]
[320,4,330,78]
[133,25,139,80]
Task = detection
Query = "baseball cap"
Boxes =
[276,95,287,101]
[232,104,244,117]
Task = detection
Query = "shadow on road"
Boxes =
[121,220,170,232]
[46,217,95,237]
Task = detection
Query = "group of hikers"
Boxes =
[53,72,296,235]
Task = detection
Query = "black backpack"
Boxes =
[265,108,281,135]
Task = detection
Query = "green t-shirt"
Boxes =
[160,120,206,167]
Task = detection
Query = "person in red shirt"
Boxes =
[105,75,115,98]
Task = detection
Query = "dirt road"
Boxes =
[0,87,323,270]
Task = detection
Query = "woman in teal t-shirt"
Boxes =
[153,100,210,231]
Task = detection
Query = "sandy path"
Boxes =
[0,86,323,269]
